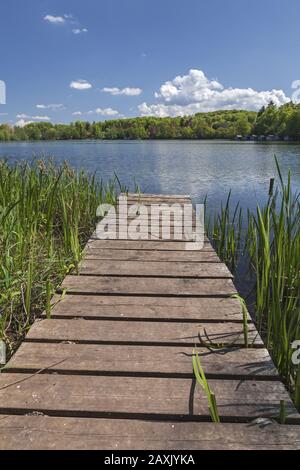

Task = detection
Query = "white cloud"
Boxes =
[72,28,88,34]
[44,15,66,25]
[16,114,50,121]
[44,13,88,34]
[15,119,34,128]
[72,108,120,117]
[33,116,51,120]
[138,69,290,117]
[102,87,142,96]
[36,104,64,110]
[93,108,119,116]
[70,80,92,90]
[16,114,30,119]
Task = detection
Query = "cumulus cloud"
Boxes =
[102,87,142,96]
[72,107,119,117]
[15,119,34,128]
[93,108,119,116]
[33,116,51,120]
[44,15,66,25]
[138,69,290,117]
[72,28,88,34]
[16,114,50,121]
[70,80,92,90]
[36,104,64,110]
[44,13,88,34]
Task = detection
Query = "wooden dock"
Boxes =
[0,193,300,450]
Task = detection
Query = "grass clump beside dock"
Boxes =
[0,159,121,358]
[206,158,300,409]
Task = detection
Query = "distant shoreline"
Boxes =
[1,138,300,144]
[1,104,300,142]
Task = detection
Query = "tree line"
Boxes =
[0,102,300,141]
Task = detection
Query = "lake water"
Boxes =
[0,140,299,212]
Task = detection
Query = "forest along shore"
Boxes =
[1,102,300,141]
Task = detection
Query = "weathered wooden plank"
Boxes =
[127,197,192,208]
[125,199,191,205]
[61,275,236,296]
[87,239,214,251]
[25,319,261,346]
[117,215,199,225]
[78,260,232,278]
[114,222,198,228]
[121,219,198,227]
[1,417,299,450]
[0,374,296,420]
[1,191,298,451]
[124,202,195,209]
[127,195,192,204]
[92,230,203,242]
[45,294,245,321]
[6,343,278,378]
[83,248,220,262]
[126,193,191,200]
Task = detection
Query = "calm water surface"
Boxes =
[0,140,299,211]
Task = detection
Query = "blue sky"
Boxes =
[1,0,300,126]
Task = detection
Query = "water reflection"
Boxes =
[0,140,299,212]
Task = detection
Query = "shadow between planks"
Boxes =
[1,193,300,450]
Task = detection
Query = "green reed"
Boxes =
[205,192,243,272]
[205,157,300,409]
[0,159,121,357]
[192,349,220,423]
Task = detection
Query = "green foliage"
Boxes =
[192,349,220,423]
[0,160,122,357]
[254,102,300,138]
[246,159,300,397]
[206,158,300,408]
[0,110,257,141]
[2,103,299,141]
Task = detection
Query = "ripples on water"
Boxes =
[0,140,299,212]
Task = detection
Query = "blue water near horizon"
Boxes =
[0,139,299,213]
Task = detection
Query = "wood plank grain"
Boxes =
[61,275,236,296]
[116,215,199,224]
[92,230,204,242]
[126,198,191,204]
[25,319,261,346]
[83,248,220,262]
[78,260,232,278]
[44,295,246,321]
[86,239,214,251]
[6,343,278,378]
[126,193,191,200]
[0,417,299,450]
[125,195,192,202]
[0,374,296,420]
